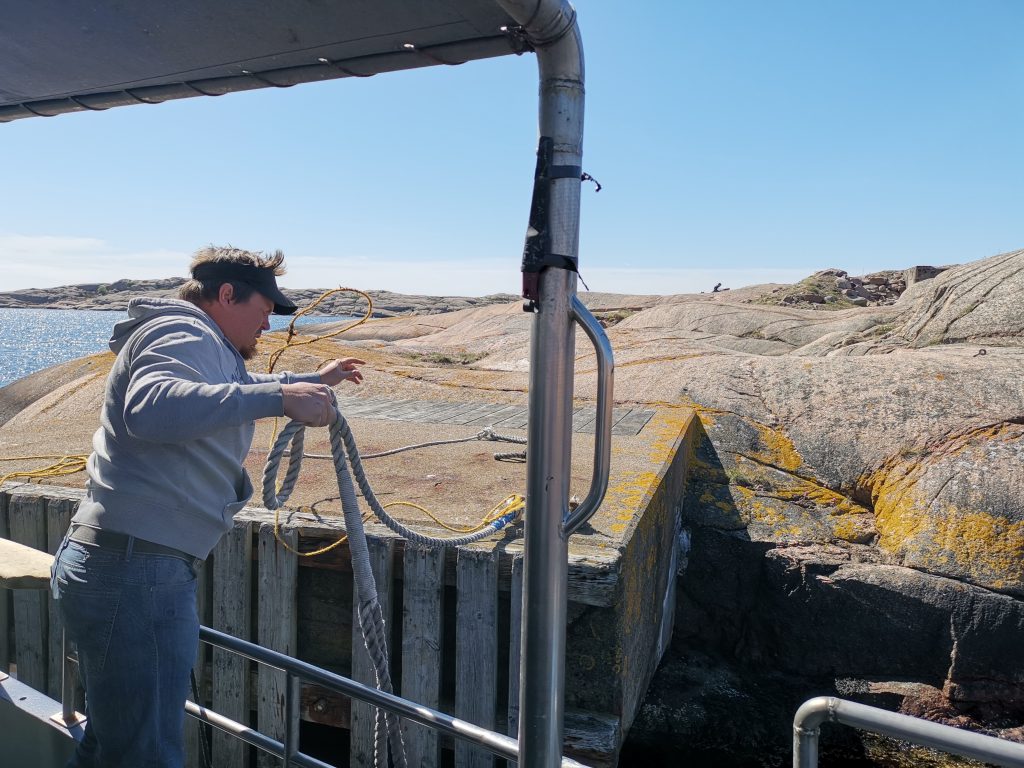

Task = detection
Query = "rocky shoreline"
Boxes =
[750,264,951,309]
[0,277,517,317]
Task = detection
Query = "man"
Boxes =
[50,246,363,767]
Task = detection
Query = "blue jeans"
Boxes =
[51,533,200,768]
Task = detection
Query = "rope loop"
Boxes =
[262,407,526,551]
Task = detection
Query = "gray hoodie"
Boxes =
[71,297,320,558]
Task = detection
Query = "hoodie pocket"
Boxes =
[223,470,254,525]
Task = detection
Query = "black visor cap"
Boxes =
[192,262,297,315]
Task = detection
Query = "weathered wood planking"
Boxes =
[350,536,395,768]
[455,546,498,768]
[0,490,10,673]
[563,710,621,768]
[8,491,48,692]
[337,395,654,437]
[211,521,253,768]
[608,408,655,436]
[400,543,445,768]
[45,496,75,701]
[257,524,299,768]
[236,507,620,608]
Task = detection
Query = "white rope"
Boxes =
[261,406,527,767]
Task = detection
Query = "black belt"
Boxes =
[69,526,204,572]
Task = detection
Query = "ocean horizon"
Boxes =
[0,307,347,389]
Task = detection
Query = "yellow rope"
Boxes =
[265,286,374,375]
[270,494,525,557]
[265,287,374,450]
[0,454,88,486]
[272,506,375,557]
[381,493,526,534]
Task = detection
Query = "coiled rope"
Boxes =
[262,404,525,768]
[0,454,88,486]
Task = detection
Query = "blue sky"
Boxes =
[1,1,1021,296]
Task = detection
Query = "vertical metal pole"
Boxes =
[61,630,75,723]
[284,671,296,768]
[794,725,819,768]
[494,3,586,766]
[520,265,575,767]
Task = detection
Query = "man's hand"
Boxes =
[281,382,336,427]
[318,358,365,387]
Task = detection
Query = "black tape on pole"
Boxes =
[521,136,584,307]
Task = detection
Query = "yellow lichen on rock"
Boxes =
[748,420,804,473]
[865,445,1024,593]
[930,508,1024,592]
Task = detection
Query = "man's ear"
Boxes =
[217,282,235,305]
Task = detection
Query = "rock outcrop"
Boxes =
[0,278,516,317]
[616,250,1024,763]
[752,265,952,309]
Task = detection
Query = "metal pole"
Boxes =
[495,2,585,766]
[61,630,75,724]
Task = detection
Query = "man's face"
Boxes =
[220,291,273,360]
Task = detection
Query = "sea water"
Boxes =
[0,308,345,388]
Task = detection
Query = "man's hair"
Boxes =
[179,246,287,305]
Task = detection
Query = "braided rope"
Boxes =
[262,406,528,766]
[334,416,523,547]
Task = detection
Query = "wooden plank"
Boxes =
[571,406,596,432]
[257,523,298,768]
[418,401,486,424]
[563,709,622,768]
[495,409,530,429]
[8,491,48,692]
[354,399,416,420]
[0,490,11,673]
[448,403,503,425]
[211,522,253,768]
[462,404,525,427]
[45,497,74,701]
[235,506,618,606]
[400,543,445,768]
[609,409,655,436]
[415,400,483,423]
[487,407,529,429]
[379,399,436,420]
[336,398,388,417]
[455,547,498,768]
[350,536,396,768]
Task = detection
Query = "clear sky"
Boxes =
[1,0,1021,296]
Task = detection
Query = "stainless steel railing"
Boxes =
[794,697,1024,768]
[184,625,589,768]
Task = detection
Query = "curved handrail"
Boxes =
[793,697,1024,768]
[563,295,614,536]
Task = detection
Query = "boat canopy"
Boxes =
[0,0,523,123]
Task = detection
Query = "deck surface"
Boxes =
[336,396,654,436]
